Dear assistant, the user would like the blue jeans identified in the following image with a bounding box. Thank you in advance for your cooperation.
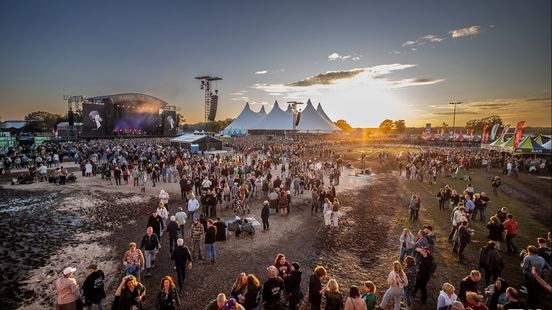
[87,298,105,310]
[205,243,216,262]
[404,288,413,307]
[400,248,413,262]
[380,288,404,310]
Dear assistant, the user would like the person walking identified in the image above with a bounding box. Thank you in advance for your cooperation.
[114,275,146,310]
[378,261,408,310]
[188,194,200,221]
[190,218,205,261]
[140,227,160,277]
[82,264,106,310]
[122,242,145,281]
[174,207,187,238]
[156,275,181,310]
[166,216,180,254]
[56,266,82,310]
[171,238,192,292]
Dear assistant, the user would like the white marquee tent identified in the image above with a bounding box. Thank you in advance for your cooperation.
[224,99,341,135]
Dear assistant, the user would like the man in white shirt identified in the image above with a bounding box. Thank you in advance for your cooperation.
[187,195,200,221]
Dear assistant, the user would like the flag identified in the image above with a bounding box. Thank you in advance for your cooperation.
[497,124,511,142]
[482,123,489,143]
[440,127,445,136]
[490,123,500,141]
[470,128,474,141]
[421,130,427,139]
[513,121,526,148]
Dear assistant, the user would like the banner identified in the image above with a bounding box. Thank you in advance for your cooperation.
[497,124,511,142]
[490,123,500,141]
[82,103,106,137]
[162,110,178,136]
[481,123,489,143]
[513,121,526,148]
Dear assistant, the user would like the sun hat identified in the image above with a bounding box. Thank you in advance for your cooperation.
[63,267,76,275]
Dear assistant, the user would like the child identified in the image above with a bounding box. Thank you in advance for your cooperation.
[361,281,377,310]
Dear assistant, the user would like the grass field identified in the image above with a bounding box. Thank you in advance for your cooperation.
[398,165,550,302]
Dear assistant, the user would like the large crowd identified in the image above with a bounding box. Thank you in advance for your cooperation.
[1,136,551,310]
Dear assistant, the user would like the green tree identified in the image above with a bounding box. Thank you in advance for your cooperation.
[465,115,503,131]
[441,122,449,129]
[335,119,353,131]
[379,119,394,134]
[393,120,406,133]
[25,111,62,130]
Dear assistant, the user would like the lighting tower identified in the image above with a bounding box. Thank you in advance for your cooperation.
[195,75,222,125]
[449,101,462,140]
[286,101,304,131]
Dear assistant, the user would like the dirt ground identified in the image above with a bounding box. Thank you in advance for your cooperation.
[1,146,550,310]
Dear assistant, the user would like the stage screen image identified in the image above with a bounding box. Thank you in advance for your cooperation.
[113,108,160,134]
[82,103,106,136]
[162,111,177,136]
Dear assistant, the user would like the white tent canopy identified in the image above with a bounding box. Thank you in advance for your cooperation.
[296,100,340,132]
[223,99,341,134]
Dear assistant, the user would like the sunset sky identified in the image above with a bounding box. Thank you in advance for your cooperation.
[0,0,550,127]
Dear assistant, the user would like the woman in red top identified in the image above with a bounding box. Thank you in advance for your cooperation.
[273,253,292,279]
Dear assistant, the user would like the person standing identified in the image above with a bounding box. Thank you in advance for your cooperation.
[82,264,106,310]
[60,166,68,185]
[309,266,327,310]
[378,261,408,310]
[503,214,518,254]
[458,270,481,304]
[437,283,457,310]
[286,262,303,310]
[457,220,474,263]
[140,227,160,277]
[324,279,344,310]
[261,200,270,232]
[114,165,122,185]
[486,216,504,250]
[262,266,285,310]
[399,228,415,263]
[56,266,82,310]
[478,241,504,286]
[331,198,340,227]
[344,285,367,310]
[171,238,192,292]
[188,194,200,221]
[205,219,217,264]
[412,247,434,304]
[522,245,551,304]
[190,218,205,261]
[323,198,332,227]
